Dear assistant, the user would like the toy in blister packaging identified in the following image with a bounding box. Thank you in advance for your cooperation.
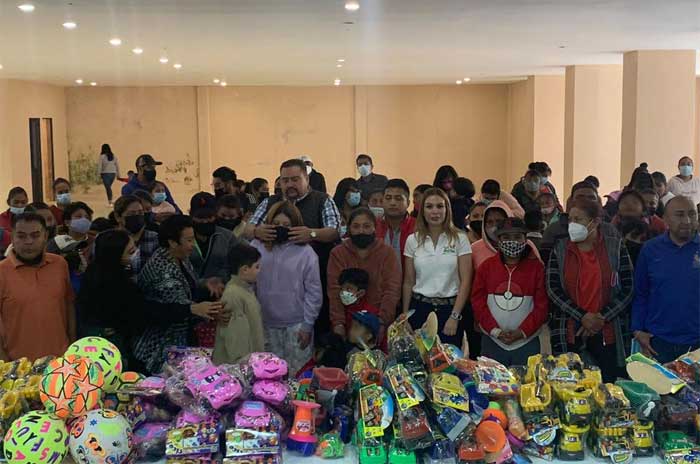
[476,357,519,396]
[632,420,654,457]
[669,356,700,384]
[390,334,425,373]
[347,350,386,391]
[185,363,242,410]
[287,400,320,456]
[252,380,288,406]
[503,399,528,440]
[429,403,471,441]
[519,381,551,413]
[387,310,415,342]
[397,404,433,450]
[554,384,592,426]
[427,437,456,464]
[592,383,634,430]
[133,422,170,461]
[557,423,588,461]
[165,420,220,457]
[248,353,288,380]
[225,428,280,457]
[386,364,425,411]
[465,381,490,416]
[235,401,272,429]
[589,432,634,464]
[316,432,344,459]
[358,384,387,438]
[431,372,469,412]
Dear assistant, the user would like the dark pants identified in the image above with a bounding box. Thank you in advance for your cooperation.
[651,337,700,364]
[101,173,116,201]
[481,334,541,366]
[578,334,627,383]
[408,294,464,347]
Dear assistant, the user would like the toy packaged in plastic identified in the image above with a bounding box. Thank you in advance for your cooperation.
[428,403,471,442]
[427,436,456,464]
[503,399,528,440]
[165,373,211,417]
[234,401,285,433]
[397,404,434,451]
[166,420,220,457]
[133,422,170,461]
[225,428,280,457]
[252,380,289,407]
[476,357,520,396]
[223,456,282,464]
[615,380,659,421]
[176,409,221,428]
[186,363,242,410]
[248,353,288,380]
[457,423,486,464]
[164,346,213,374]
[657,430,700,464]
[316,432,344,459]
[431,372,469,412]
[346,350,386,391]
[358,384,388,439]
[386,364,426,411]
[658,394,698,430]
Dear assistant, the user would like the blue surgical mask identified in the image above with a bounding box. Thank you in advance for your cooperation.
[56,193,71,205]
[9,206,24,215]
[347,191,362,207]
[153,192,167,204]
[680,165,693,177]
[540,176,550,186]
[69,217,92,235]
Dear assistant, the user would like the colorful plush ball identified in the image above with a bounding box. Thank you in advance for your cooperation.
[3,411,69,464]
[68,409,133,464]
[66,337,123,393]
[40,355,104,419]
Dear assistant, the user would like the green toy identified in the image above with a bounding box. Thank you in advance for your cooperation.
[388,442,417,464]
[316,432,344,459]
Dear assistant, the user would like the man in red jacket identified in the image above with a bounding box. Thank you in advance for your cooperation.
[471,218,548,365]
[375,179,416,271]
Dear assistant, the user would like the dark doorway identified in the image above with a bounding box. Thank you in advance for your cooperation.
[28,117,55,202]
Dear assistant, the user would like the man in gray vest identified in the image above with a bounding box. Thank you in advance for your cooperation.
[245,159,341,244]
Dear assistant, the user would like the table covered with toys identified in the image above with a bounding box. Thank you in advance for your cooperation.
[1,311,700,464]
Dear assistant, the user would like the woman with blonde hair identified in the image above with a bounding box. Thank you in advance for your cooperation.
[250,200,322,375]
[402,188,473,345]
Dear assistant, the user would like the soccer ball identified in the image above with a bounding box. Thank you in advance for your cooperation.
[40,355,104,419]
[66,337,123,393]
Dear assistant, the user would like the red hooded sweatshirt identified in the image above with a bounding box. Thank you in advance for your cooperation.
[471,243,549,351]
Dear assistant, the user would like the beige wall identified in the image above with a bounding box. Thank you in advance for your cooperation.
[564,65,623,196]
[0,79,68,202]
[506,79,535,187]
[65,86,200,209]
[622,50,696,182]
[533,75,565,192]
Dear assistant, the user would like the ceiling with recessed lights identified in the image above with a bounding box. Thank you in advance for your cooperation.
[0,0,698,86]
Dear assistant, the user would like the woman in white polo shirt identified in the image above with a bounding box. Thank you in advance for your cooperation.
[403,188,473,345]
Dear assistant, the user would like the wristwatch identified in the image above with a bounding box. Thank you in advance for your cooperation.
[310,230,318,239]
[450,312,463,321]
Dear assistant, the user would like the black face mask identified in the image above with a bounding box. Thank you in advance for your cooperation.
[469,220,483,237]
[143,169,157,182]
[274,226,290,244]
[217,217,242,231]
[124,215,145,234]
[214,188,226,199]
[194,222,216,237]
[350,233,375,249]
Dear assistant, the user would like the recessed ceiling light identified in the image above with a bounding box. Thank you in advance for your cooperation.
[0,64,3,70]
[456,80,463,85]
[334,79,341,86]
[336,64,343,68]
[131,47,144,55]
[337,58,345,63]
[345,1,360,11]
[173,63,182,69]
[75,79,83,84]
[463,77,471,83]
[220,81,227,87]
[159,56,169,64]
[213,78,220,84]
[90,82,97,86]
[109,38,122,46]
[17,4,35,12]
[62,21,77,30]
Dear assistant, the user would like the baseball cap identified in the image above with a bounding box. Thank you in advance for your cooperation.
[300,155,313,164]
[190,192,217,218]
[135,154,163,168]
[351,311,380,340]
[495,218,527,237]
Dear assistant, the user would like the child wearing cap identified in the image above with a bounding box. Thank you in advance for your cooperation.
[471,217,549,365]
[338,268,381,330]
[348,310,381,354]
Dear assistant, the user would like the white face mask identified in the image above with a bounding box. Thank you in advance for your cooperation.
[568,221,591,243]
[340,290,358,306]
[540,176,549,186]
[306,165,313,175]
[358,164,372,177]
[370,206,384,219]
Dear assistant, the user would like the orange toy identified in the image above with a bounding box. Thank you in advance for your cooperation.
[288,400,321,456]
[476,420,507,453]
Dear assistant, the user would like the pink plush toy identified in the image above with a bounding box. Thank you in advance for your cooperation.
[249,352,288,380]
[253,380,289,406]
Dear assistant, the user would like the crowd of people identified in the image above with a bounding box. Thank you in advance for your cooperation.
[0,148,698,382]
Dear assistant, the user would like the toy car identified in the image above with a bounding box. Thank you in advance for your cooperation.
[558,423,588,461]
[632,421,654,457]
